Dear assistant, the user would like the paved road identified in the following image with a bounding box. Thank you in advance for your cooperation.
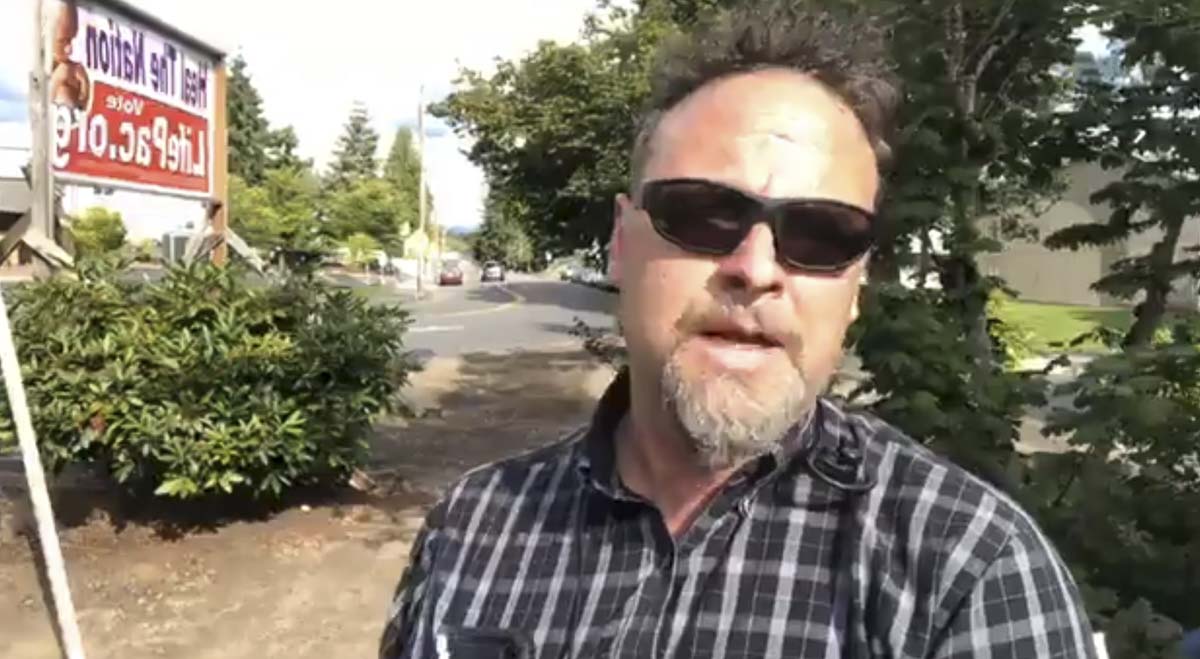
[394,274,617,357]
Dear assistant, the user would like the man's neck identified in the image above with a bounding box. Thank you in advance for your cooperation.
[615,374,739,539]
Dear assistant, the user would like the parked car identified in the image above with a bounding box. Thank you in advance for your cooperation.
[481,261,506,282]
[438,262,463,286]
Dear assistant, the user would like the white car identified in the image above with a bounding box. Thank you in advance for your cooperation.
[481,261,506,282]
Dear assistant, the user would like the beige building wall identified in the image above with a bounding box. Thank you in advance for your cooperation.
[979,162,1200,310]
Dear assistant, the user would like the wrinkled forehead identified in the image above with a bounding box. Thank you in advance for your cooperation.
[641,70,879,209]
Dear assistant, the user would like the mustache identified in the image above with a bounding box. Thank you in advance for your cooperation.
[675,299,801,349]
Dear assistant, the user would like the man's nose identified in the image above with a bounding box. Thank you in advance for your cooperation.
[714,223,785,298]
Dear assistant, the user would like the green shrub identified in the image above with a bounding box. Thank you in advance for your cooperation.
[846,284,1045,492]
[0,258,413,499]
[69,207,127,257]
[1042,320,1200,629]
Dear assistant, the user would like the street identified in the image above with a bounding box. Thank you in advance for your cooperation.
[395,274,617,357]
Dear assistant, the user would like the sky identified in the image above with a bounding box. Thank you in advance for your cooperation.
[0,0,602,230]
[0,3,1111,233]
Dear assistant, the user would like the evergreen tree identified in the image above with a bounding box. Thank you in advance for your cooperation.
[265,126,309,172]
[383,126,439,241]
[226,55,270,185]
[326,103,380,191]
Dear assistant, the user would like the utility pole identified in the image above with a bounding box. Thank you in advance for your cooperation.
[416,85,426,298]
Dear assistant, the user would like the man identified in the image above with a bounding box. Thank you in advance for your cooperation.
[380,4,1097,658]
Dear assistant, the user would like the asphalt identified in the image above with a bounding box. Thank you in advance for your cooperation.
[390,274,617,358]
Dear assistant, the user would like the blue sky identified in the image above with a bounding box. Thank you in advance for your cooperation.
[0,79,27,123]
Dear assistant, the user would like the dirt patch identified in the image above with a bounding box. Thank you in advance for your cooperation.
[0,348,614,659]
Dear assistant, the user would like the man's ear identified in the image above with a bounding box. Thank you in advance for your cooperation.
[609,193,633,285]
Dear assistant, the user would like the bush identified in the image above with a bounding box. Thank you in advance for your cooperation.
[0,257,414,499]
[846,284,1045,492]
[69,207,127,257]
[1041,320,1200,631]
[130,239,159,263]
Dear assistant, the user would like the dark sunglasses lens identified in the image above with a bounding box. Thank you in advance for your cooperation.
[642,181,754,254]
[776,203,873,270]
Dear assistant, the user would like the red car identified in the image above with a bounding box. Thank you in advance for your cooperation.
[438,263,463,286]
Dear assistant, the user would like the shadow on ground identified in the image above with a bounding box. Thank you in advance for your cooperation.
[0,470,431,543]
[370,348,614,494]
[0,347,611,546]
[466,280,616,315]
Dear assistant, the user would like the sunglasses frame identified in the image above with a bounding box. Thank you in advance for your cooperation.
[637,177,877,274]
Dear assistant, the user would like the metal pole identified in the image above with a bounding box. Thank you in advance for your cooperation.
[416,86,426,297]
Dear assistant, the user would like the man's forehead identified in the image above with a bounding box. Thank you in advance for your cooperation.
[661,70,849,132]
[643,72,873,198]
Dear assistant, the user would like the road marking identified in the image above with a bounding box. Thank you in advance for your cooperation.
[409,324,466,334]
[429,284,527,319]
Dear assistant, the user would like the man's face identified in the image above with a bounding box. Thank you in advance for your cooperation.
[610,69,878,468]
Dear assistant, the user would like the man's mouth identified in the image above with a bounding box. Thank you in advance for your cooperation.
[698,326,782,349]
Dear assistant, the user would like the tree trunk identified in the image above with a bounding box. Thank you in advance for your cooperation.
[938,253,992,362]
[1124,216,1185,349]
[1125,293,1168,349]
[868,240,900,284]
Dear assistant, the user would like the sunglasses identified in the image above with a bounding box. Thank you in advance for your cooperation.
[637,178,876,273]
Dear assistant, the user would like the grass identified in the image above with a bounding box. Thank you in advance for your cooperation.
[350,284,393,301]
[996,300,1133,354]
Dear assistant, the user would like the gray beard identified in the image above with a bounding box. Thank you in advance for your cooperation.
[660,351,812,470]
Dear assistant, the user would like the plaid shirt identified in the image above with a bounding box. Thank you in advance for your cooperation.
[380,370,1097,658]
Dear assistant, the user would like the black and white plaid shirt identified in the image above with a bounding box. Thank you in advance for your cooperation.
[380,370,1097,658]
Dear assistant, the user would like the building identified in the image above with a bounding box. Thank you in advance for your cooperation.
[979,161,1200,309]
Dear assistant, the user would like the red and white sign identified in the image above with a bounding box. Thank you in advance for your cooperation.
[44,1,215,198]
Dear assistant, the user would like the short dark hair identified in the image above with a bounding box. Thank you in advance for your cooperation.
[630,2,901,195]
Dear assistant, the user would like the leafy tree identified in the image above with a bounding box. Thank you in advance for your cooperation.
[324,178,405,248]
[230,168,322,251]
[473,190,536,270]
[326,102,380,191]
[229,174,273,246]
[345,232,381,270]
[433,4,664,259]
[227,55,271,185]
[1047,1,1200,348]
[69,207,126,257]
[871,0,1088,359]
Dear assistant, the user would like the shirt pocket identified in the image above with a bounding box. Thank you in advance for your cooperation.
[435,625,533,659]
